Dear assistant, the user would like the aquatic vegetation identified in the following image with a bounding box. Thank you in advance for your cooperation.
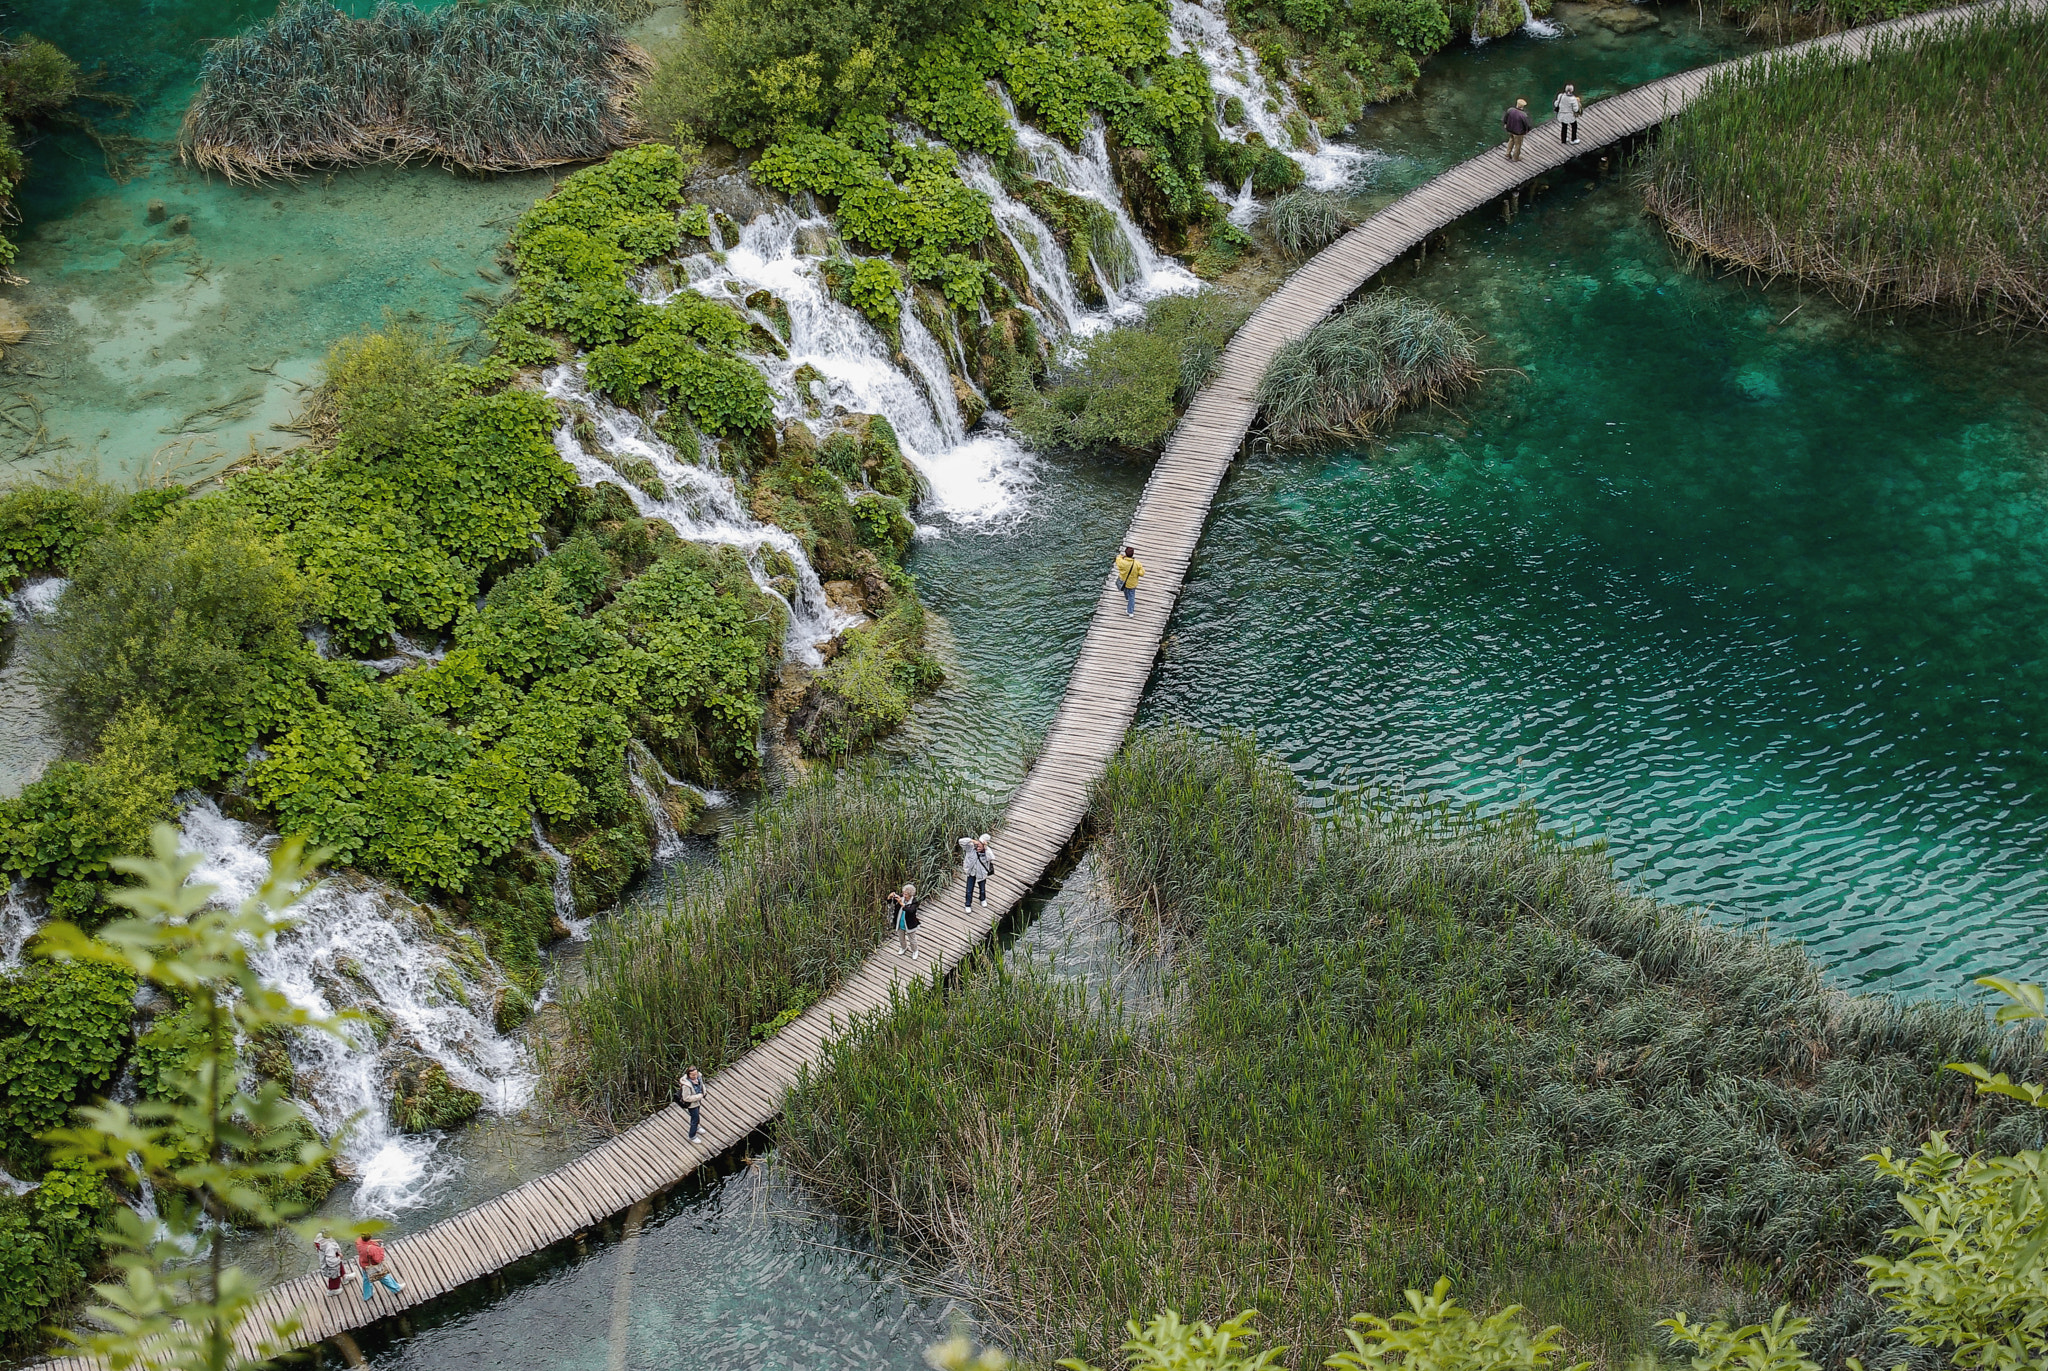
[1641,4,2048,326]
[783,727,2048,1368]
[180,0,651,181]
[1263,187,1356,259]
[1226,0,1465,136]
[552,767,996,1128]
[0,35,128,274]
[1014,291,1249,454]
[1253,292,1477,444]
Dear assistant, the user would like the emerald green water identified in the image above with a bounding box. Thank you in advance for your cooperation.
[3,0,549,481]
[1139,174,2048,998]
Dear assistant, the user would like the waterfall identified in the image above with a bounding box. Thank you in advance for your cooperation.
[1519,0,1563,37]
[958,157,1103,337]
[1166,0,1381,193]
[529,813,586,939]
[543,366,854,667]
[178,799,531,1216]
[0,881,37,968]
[627,749,687,866]
[654,207,1039,525]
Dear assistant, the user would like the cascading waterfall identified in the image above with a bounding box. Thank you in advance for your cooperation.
[179,800,531,1216]
[529,814,586,939]
[0,881,38,968]
[1518,0,1563,37]
[627,749,688,866]
[958,157,1102,337]
[1167,0,1380,195]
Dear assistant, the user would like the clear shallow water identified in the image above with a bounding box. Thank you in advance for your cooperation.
[5,0,549,481]
[1144,173,2048,998]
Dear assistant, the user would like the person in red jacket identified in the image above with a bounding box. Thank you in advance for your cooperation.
[355,1234,405,1300]
[1503,99,1532,161]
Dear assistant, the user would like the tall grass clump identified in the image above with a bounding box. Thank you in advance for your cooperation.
[181,0,651,181]
[784,725,2047,1369]
[1640,4,2048,326]
[554,766,994,1128]
[1264,188,1357,260]
[1254,292,1478,445]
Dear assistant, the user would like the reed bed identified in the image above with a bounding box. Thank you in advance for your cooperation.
[1640,4,2048,326]
[1263,188,1357,260]
[181,0,651,181]
[783,726,2045,1369]
[1254,292,1478,445]
[552,766,994,1129]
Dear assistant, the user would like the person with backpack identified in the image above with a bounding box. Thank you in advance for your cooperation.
[676,1066,705,1141]
[958,833,994,910]
[355,1233,404,1300]
[1502,98,1532,160]
[1114,546,1144,616]
[315,1230,347,1295]
[1553,83,1581,144]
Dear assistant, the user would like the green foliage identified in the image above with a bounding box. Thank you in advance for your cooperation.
[1640,7,2048,325]
[0,706,186,924]
[1255,292,1478,445]
[784,727,2048,1368]
[1328,1282,1588,1371]
[1060,1311,1284,1371]
[183,1,648,179]
[0,958,135,1174]
[553,766,995,1126]
[0,482,180,587]
[849,257,904,326]
[1015,291,1247,454]
[41,826,349,1371]
[1223,0,1443,136]
[386,1059,484,1134]
[1660,1307,1826,1371]
[0,35,90,269]
[31,504,311,780]
[0,1157,111,1353]
[795,599,942,757]
[510,144,692,347]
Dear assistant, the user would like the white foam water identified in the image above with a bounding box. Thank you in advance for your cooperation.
[1519,0,1564,37]
[0,882,37,968]
[628,752,688,866]
[529,814,588,940]
[178,799,532,1217]
[1167,0,1382,192]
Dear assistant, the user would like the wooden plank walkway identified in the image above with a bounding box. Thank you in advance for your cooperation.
[38,3,2031,1362]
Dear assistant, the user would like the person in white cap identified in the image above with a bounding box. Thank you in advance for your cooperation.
[958,833,994,909]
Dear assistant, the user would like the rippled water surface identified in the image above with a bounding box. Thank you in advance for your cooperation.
[1143,175,2048,997]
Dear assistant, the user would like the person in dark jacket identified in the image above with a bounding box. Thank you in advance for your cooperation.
[1503,99,1531,160]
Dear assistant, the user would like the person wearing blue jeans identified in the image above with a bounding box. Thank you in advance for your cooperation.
[1114,546,1144,616]
[677,1067,705,1141]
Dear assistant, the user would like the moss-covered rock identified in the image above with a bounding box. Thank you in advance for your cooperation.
[793,598,944,757]
[565,820,648,913]
[386,1056,484,1134]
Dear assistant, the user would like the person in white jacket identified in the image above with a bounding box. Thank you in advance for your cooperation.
[1553,83,1580,145]
[958,833,993,909]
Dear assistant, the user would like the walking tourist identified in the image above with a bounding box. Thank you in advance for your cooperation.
[1554,83,1581,143]
[1114,545,1144,616]
[959,832,993,909]
[897,882,921,957]
[315,1230,347,1295]
[1503,98,1531,160]
[677,1066,706,1141]
[355,1234,404,1300]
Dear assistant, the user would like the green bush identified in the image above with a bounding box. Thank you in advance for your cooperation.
[1263,187,1355,258]
[0,1156,110,1353]
[849,257,904,326]
[1014,291,1248,454]
[31,503,312,779]
[796,598,943,756]
[0,958,134,1173]
[0,483,182,587]
[1255,291,1478,444]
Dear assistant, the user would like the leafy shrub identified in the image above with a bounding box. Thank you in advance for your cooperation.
[0,957,134,1173]
[1014,291,1248,454]
[1254,291,1478,444]
[0,483,181,587]
[849,257,904,326]
[0,1156,109,1353]
[31,503,312,778]
[795,599,942,756]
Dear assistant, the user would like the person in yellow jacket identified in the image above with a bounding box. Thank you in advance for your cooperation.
[1114,545,1144,616]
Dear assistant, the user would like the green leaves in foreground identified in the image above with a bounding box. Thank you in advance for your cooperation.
[38,825,355,1371]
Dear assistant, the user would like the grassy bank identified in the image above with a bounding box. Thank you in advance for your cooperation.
[181,0,648,180]
[1640,4,2048,326]
[552,767,996,1128]
[783,727,2044,1368]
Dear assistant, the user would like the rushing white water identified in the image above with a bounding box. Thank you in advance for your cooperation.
[1519,0,1564,37]
[628,756,688,866]
[674,208,1040,525]
[528,814,588,940]
[0,881,37,968]
[178,800,531,1216]
[1167,0,1380,192]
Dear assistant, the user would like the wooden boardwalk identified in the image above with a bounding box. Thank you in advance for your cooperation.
[39,3,2029,1363]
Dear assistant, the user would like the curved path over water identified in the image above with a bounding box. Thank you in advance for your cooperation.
[42,3,2028,1362]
